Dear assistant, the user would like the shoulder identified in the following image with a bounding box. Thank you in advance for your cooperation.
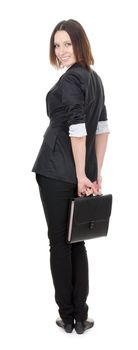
[92,70,105,88]
[61,63,91,89]
[63,64,104,86]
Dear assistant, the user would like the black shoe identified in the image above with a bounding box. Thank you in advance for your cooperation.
[74,321,84,334]
[75,319,94,334]
[56,318,74,333]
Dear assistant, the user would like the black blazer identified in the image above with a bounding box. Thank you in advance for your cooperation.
[32,63,107,184]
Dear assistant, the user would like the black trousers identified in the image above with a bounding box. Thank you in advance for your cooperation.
[36,174,89,324]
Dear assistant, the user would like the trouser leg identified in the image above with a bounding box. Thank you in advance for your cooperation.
[71,242,89,321]
[35,174,89,323]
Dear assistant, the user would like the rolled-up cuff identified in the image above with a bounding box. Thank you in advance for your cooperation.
[69,123,87,137]
[96,121,110,135]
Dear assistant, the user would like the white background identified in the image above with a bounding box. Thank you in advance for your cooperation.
[0,0,138,349]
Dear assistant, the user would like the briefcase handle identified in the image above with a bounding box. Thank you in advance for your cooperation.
[79,193,103,198]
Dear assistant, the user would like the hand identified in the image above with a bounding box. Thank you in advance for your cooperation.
[77,176,98,197]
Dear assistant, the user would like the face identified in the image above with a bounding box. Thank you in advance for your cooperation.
[54,30,76,68]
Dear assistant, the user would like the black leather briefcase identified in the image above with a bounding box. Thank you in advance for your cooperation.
[67,194,113,243]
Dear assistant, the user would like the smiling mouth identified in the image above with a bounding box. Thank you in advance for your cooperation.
[61,57,70,60]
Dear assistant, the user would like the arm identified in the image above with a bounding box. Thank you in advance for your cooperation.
[62,72,97,196]
[70,136,97,196]
[95,132,109,192]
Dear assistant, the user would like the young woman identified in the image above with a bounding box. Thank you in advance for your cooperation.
[32,19,109,334]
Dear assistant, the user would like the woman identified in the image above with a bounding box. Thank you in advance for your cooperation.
[32,19,110,334]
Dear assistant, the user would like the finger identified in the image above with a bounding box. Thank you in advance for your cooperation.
[85,188,93,196]
[78,190,85,197]
[91,185,98,193]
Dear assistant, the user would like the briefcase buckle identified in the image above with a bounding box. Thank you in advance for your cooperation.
[89,221,95,230]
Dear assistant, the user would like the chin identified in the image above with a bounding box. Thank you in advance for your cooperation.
[65,61,76,68]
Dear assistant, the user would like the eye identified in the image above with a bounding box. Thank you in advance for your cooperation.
[65,42,71,47]
[54,44,59,48]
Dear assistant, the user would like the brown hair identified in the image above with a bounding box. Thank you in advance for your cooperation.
[49,19,94,70]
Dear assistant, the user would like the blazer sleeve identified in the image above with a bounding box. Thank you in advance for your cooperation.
[61,72,86,127]
[99,104,107,121]
[96,105,110,134]
[96,77,109,134]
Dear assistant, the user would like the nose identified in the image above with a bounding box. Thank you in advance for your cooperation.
[58,45,66,56]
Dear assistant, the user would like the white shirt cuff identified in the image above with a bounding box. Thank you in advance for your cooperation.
[69,123,87,137]
[96,121,110,135]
